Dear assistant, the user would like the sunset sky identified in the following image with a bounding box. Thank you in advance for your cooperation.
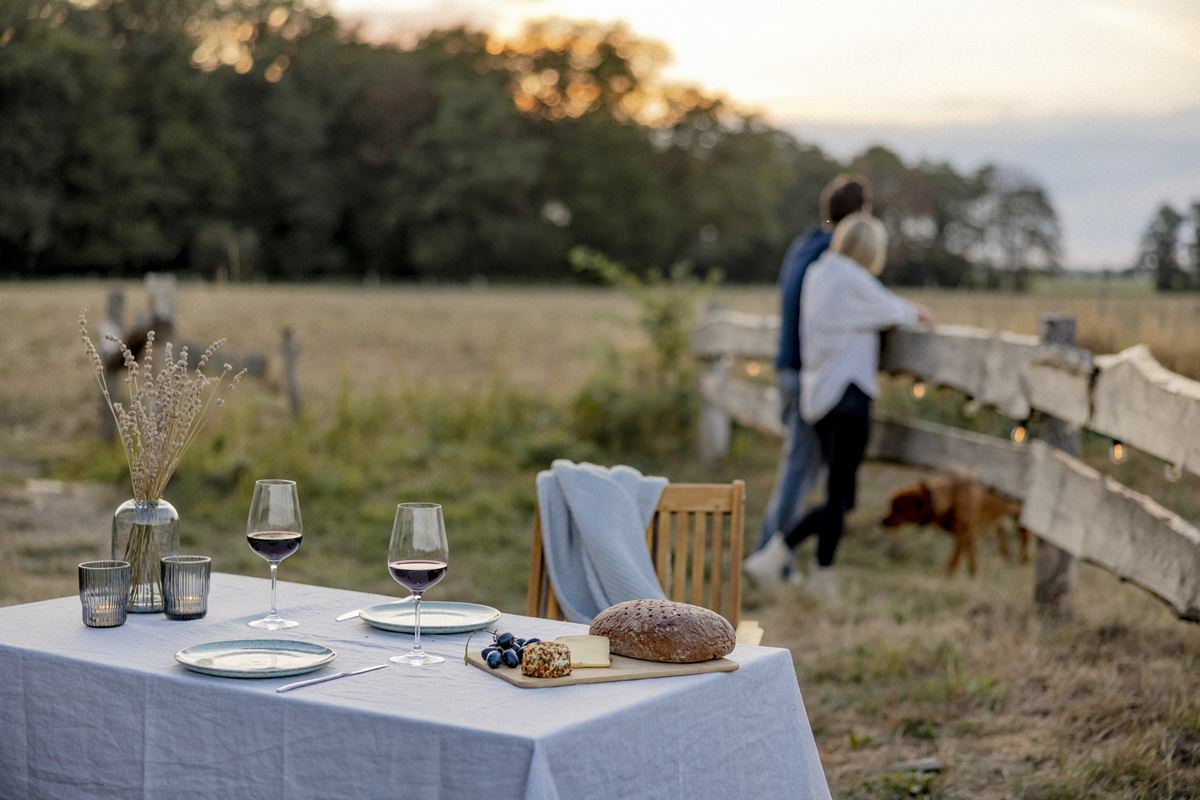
[335,0,1200,269]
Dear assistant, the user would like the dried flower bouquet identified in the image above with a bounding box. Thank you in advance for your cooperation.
[80,314,245,604]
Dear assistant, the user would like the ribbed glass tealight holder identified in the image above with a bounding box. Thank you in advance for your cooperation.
[161,556,211,620]
[79,560,131,628]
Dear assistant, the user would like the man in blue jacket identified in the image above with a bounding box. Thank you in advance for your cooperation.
[745,175,871,585]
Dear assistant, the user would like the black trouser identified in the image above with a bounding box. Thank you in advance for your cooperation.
[783,384,871,567]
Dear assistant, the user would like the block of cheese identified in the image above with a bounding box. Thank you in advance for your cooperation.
[554,635,611,668]
[520,641,572,678]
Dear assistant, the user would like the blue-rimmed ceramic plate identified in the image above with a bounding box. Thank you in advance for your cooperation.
[358,601,501,634]
[175,639,336,678]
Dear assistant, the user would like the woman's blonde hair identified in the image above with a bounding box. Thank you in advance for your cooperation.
[830,212,888,275]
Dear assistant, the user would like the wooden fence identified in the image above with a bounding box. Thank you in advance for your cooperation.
[97,275,294,433]
[692,309,1200,621]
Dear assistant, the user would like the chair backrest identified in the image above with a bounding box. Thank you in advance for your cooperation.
[526,481,746,626]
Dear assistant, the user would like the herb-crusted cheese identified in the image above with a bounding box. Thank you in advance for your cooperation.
[520,641,572,678]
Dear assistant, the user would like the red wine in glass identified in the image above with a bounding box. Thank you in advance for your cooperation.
[247,531,303,562]
[388,503,448,666]
[246,479,302,630]
[388,559,447,593]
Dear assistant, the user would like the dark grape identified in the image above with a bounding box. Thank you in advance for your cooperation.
[496,632,515,650]
[486,650,503,669]
[515,638,526,647]
[482,646,498,658]
[523,638,540,646]
[502,649,520,668]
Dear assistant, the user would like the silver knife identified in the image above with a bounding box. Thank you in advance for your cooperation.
[275,663,388,693]
[336,596,412,622]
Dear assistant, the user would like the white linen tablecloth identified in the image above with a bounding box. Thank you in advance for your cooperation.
[0,573,829,800]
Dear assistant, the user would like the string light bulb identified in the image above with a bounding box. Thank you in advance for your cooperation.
[963,398,980,418]
[745,361,761,378]
[1010,420,1029,445]
[1165,463,1182,483]
[1108,440,1127,465]
[912,380,926,400]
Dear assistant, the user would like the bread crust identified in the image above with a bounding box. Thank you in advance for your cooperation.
[589,599,736,663]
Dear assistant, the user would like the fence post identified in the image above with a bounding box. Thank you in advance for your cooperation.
[282,327,301,416]
[698,359,731,461]
[144,273,177,343]
[1034,314,1079,614]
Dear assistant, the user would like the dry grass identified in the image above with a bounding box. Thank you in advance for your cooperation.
[0,281,643,455]
[723,285,1200,378]
[749,460,1200,799]
[2,280,1199,798]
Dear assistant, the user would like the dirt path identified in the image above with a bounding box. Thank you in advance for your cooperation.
[0,479,118,605]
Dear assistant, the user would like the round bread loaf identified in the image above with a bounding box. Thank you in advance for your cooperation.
[589,599,736,663]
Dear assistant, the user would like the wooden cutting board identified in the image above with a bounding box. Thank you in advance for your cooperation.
[465,650,738,689]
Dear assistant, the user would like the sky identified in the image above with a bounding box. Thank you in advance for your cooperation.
[334,0,1200,269]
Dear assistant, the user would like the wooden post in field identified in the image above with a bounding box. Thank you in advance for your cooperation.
[282,327,301,416]
[1034,315,1079,614]
[698,358,732,461]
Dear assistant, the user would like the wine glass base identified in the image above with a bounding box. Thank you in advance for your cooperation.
[249,615,298,630]
[390,650,444,666]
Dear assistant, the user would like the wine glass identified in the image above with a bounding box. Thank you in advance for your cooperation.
[387,503,448,666]
[246,479,302,630]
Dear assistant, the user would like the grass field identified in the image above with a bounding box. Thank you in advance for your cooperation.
[2,280,1199,798]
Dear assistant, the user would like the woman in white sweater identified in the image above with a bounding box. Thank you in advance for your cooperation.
[745,213,930,595]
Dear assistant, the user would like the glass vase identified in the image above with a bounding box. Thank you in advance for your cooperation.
[111,498,180,613]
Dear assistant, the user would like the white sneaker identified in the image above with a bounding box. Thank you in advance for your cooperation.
[809,566,841,601]
[743,533,792,586]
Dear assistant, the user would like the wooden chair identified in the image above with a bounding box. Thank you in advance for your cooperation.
[527,481,748,628]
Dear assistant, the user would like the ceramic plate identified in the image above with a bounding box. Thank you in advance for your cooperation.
[358,600,501,634]
[176,639,336,679]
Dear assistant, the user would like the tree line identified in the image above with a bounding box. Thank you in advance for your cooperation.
[1137,203,1200,291]
[2,0,1064,286]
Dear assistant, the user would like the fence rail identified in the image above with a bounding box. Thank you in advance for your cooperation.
[692,309,1200,621]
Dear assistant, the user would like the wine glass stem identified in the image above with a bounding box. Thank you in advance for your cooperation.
[269,563,278,617]
[413,593,423,653]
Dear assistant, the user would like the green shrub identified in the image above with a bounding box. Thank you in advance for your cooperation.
[567,246,718,456]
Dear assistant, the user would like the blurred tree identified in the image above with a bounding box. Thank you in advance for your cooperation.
[503,20,678,275]
[227,17,346,278]
[0,2,73,272]
[771,139,842,247]
[0,1,169,274]
[658,98,797,280]
[499,19,668,124]
[964,167,1061,291]
[537,114,675,272]
[0,5,1066,286]
[328,45,434,279]
[1138,203,1187,292]
[1189,201,1200,285]
[850,147,935,281]
[94,0,240,271]
[914,161,987,287]
[389,29,550,280]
